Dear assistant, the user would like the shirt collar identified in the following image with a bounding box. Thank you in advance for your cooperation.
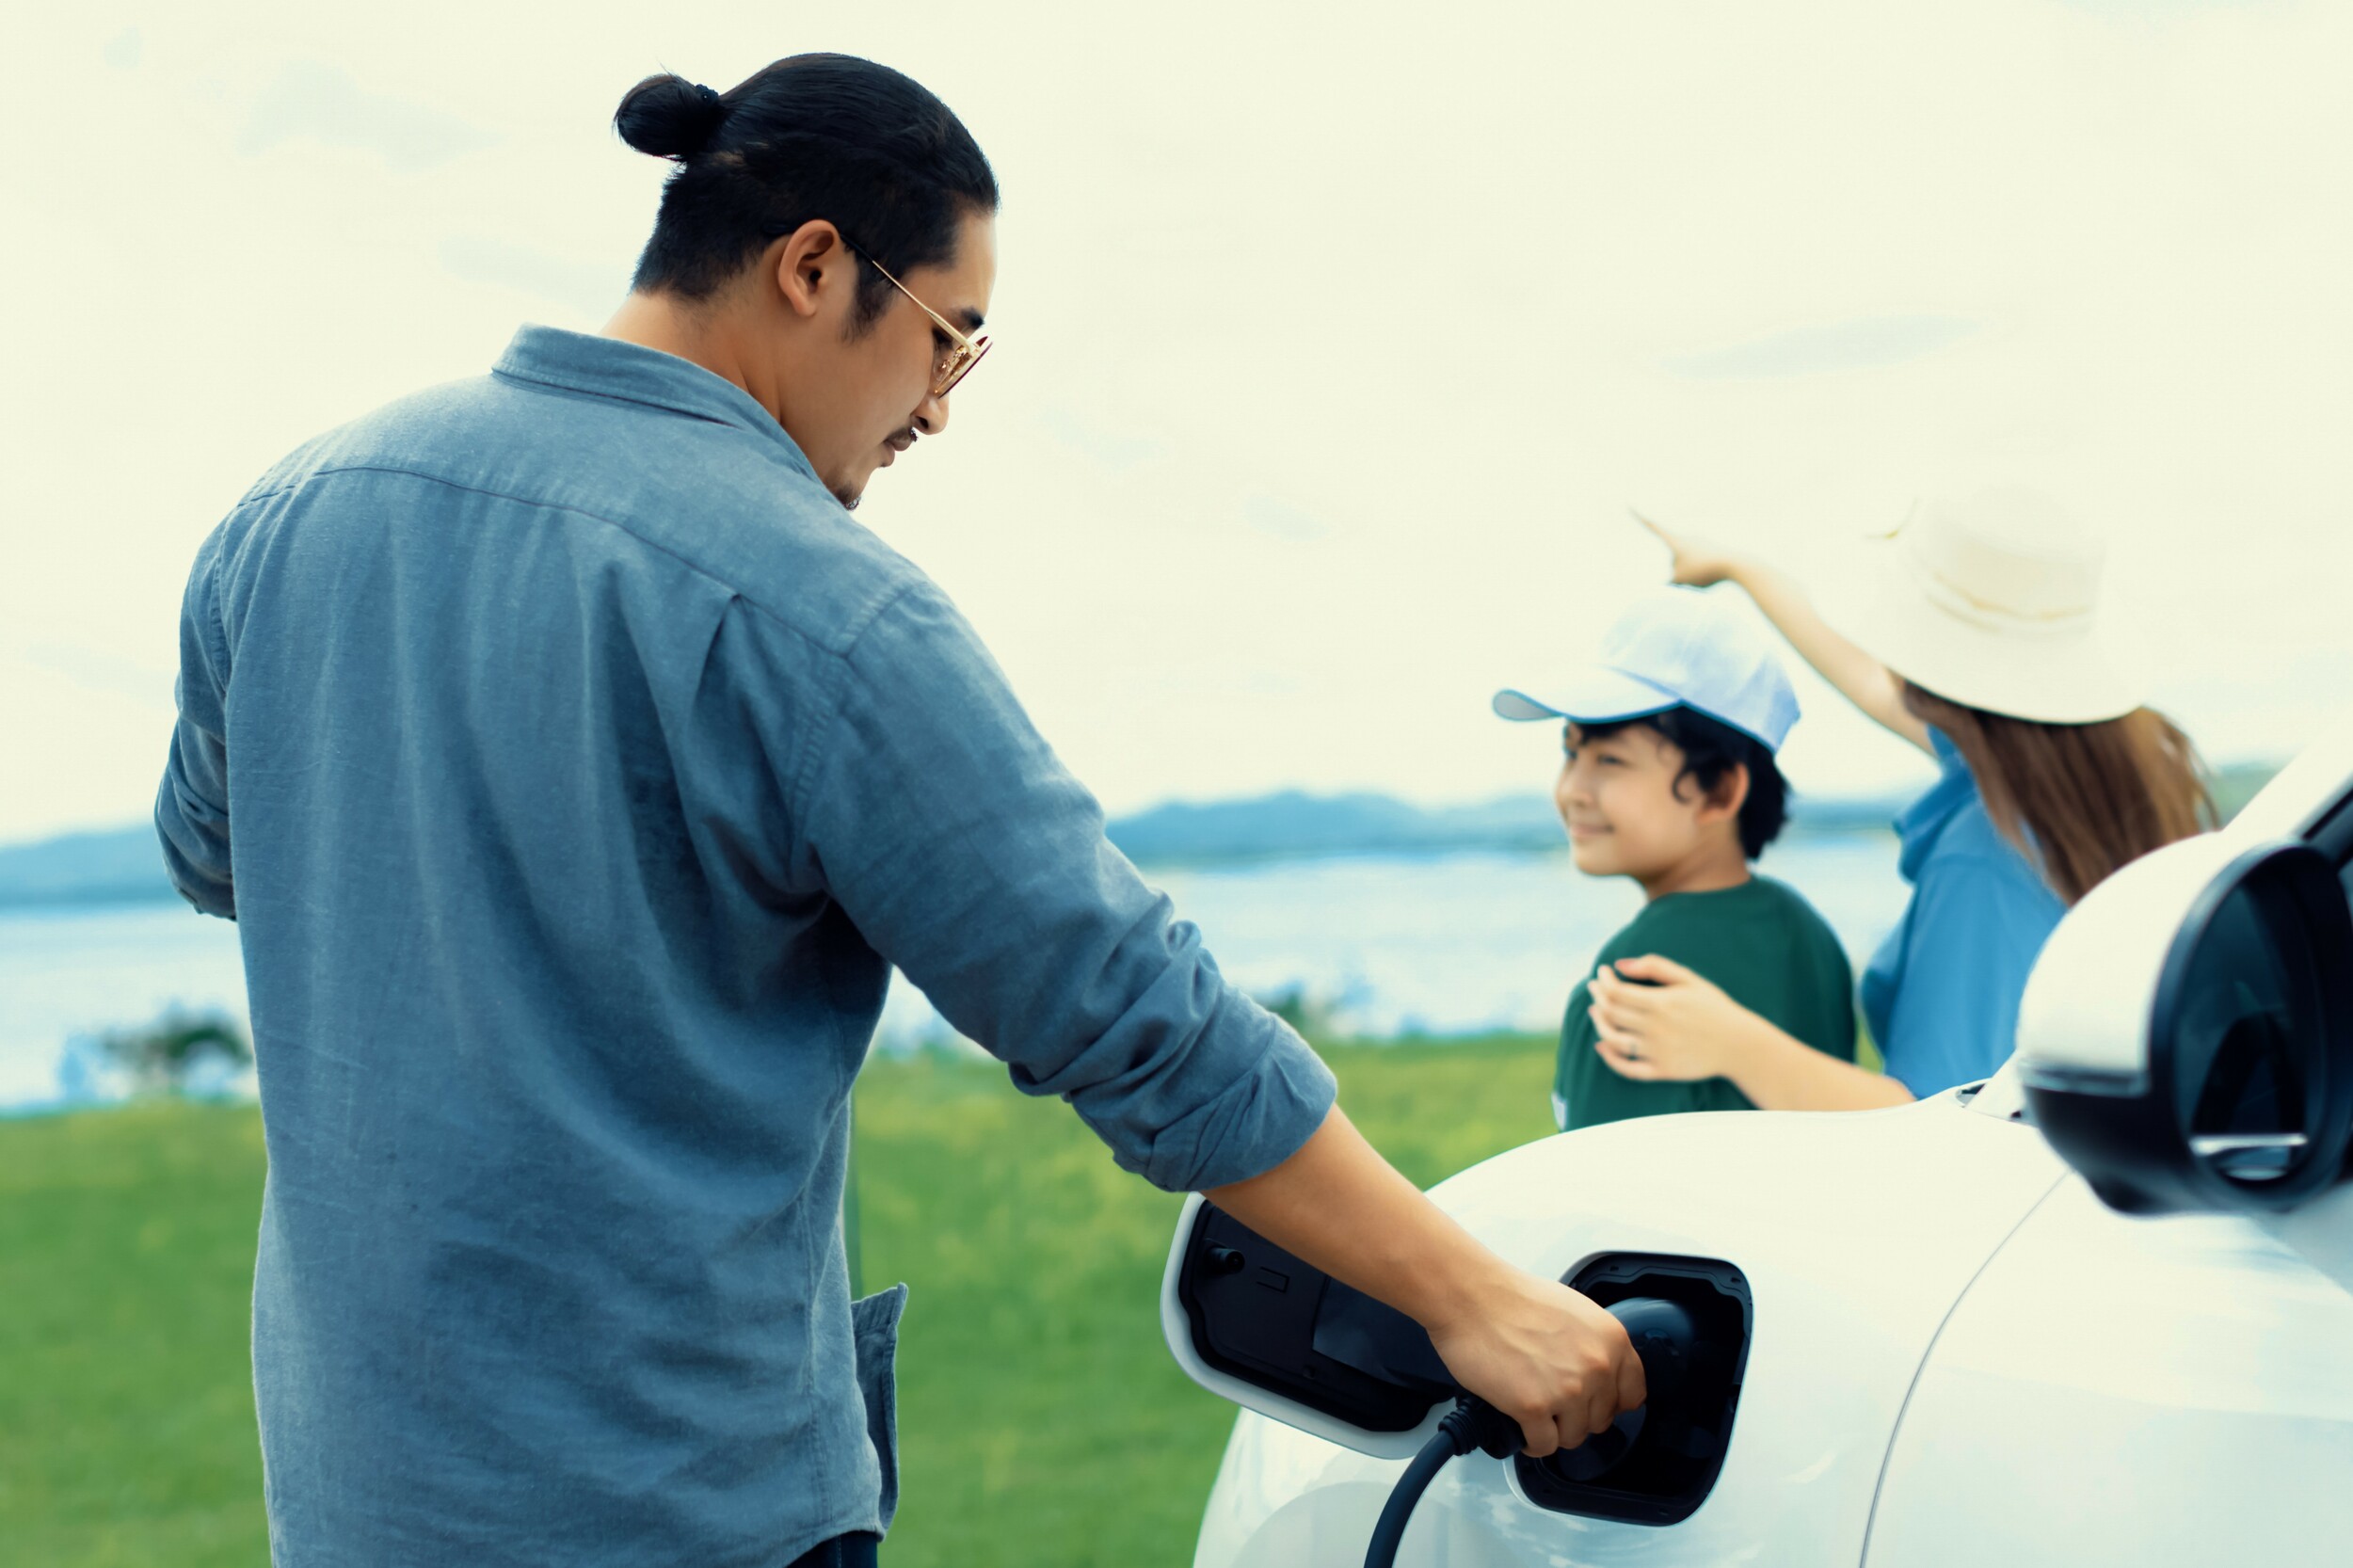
[1892,726,1980,879]
[490,325,819,481]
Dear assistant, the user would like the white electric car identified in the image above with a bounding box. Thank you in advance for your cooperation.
[1162,728,2353,1566]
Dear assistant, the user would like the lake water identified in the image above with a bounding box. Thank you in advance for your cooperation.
[0,832,1907,1112]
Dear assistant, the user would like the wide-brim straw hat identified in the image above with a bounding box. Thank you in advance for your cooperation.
[1817,486,2146,725]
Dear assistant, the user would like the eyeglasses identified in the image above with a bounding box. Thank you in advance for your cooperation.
[764,224,991,398]
[855,247,991,399]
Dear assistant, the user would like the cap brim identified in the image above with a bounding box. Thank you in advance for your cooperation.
[1492,668,1683,725]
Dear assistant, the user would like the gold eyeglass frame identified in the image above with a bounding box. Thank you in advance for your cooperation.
[760,222,993,397]
[849,244,990,398]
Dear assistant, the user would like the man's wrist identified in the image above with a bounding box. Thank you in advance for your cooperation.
[1404,1242,1513,1337]
[1363,1208,1514,1337]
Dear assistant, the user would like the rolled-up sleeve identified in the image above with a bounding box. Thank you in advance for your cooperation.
[155,527,236,920]
[789,582,1336,1192]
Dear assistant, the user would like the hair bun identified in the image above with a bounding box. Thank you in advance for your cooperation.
[615,73,730,160]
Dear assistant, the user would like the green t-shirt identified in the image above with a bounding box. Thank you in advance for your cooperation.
[1555,875,1857,1131]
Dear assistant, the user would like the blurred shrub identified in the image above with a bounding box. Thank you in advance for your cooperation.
[89,1006,253,1097]
[1253,983,1337,1036]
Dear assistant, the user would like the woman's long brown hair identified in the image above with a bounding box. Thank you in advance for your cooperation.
[1901,681,2214,906]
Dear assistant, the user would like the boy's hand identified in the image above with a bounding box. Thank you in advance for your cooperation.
[1632,509,1744,589]
[1588,954,1756,1081]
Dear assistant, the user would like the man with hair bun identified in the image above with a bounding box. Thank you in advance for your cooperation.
[156,53,1640,1567]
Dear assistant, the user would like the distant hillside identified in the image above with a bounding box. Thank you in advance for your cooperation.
[0,759,2287,907]
[1105,791,1561,867]
[1105,786,1913,868]
[0,824,177,911]
[1106,762,2283,868]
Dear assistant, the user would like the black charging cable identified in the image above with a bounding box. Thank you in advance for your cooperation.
[1360,1297,1690,1566]
[1362,1395,1520,1568]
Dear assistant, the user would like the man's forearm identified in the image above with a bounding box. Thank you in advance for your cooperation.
[1207,1101,1648,1457]
[1201,1105,1502,1336]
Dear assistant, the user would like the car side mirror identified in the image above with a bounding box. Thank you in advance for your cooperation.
[2018,833,2353,1216]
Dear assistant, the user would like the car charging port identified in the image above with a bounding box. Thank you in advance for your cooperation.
[1175,1207,1754,1531]
[1512,1253,1753,1525]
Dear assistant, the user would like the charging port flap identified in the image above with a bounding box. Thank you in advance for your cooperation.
[1172,1200,1458,1434]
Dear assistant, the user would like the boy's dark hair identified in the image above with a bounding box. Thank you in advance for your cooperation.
[1575,707,1790,859]
[614,55,998,327]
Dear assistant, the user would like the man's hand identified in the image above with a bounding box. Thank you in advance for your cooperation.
[1421,1265,1646,1457]
[1588,954,1752,1083]
[1631,509,1747,590]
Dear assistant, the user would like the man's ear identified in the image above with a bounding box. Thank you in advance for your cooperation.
[1696,762,1752,826]
[770,219,849,321]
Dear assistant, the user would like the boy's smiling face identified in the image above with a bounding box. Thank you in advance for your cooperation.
[1554,720,1744,885]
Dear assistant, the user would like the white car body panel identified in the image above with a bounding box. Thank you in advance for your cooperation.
[1193,1094,2353,1566]
[1193,1083,2066,1566]
[1866,1174,2353,1563]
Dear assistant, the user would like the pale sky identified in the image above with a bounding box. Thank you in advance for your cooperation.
[4,0,2350,845]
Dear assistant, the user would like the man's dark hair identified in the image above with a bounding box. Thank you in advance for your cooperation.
[1574,707,1790,859]
[614,55,998,326]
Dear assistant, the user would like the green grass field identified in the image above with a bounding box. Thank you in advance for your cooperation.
[0,1033,1560,1568]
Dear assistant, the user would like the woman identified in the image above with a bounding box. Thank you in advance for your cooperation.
[1587,487,2211,1108]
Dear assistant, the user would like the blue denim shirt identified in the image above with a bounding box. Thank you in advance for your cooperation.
[1860,729,2066,1096]
[155,326,1336,1567]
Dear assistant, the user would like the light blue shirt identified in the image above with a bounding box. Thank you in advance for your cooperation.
[1860,729,2067,1096]
[155,326,1336,1567]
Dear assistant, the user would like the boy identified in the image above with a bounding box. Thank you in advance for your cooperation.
[1494,592,1856,1131]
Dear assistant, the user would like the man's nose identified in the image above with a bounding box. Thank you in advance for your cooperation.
[913,390,950,437]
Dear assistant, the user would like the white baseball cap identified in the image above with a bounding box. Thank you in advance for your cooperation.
[1815,486,2145,724]
[1492,589,1801,752]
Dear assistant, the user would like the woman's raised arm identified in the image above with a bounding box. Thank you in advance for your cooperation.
[1632,511,1934,756]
